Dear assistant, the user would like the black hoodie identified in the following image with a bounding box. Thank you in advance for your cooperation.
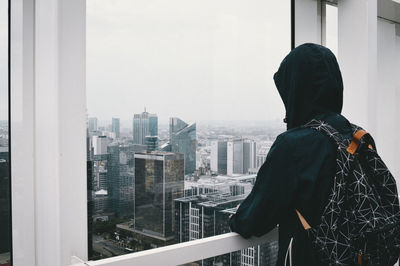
[229,43,354,265]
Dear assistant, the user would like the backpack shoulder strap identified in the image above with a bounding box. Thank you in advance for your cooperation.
[303,119,348,149]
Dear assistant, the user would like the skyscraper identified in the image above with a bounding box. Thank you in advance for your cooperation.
[132,110,158,145]
[227,139,244,176]
[169,117,196,174]
[133,152,184,247]
[111,118,120,139]
[243,139,257,174]
[210,140,228,175]
[88,117,98,132]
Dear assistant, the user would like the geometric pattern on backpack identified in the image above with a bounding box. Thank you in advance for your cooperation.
[303,119,400,266]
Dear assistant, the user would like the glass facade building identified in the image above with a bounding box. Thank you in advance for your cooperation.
[169,118,196,174]
[133,111,158,145]
[133,152,184,247]
[111,118,120,139]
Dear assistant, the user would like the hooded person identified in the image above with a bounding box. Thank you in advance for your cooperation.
[228,43,354,265]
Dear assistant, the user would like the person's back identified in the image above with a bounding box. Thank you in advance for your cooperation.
[228,43,400,265]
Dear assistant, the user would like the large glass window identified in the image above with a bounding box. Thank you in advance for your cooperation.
[0,0,10,265]
[87,1,290,264]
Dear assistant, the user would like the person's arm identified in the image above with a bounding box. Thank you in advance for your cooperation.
[229,135,296,238]
[229,132,334,238]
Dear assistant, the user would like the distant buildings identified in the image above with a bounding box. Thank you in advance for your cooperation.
[211,138,257,176]
[92,135,110,155]
[129,152,184,248]
[168,117,197,174]
[256,146,271,169]
[88,117,98,132]
[112,118,120,139]
[174,177,278,266]
[133,110,158,145]
[210,140,228,175]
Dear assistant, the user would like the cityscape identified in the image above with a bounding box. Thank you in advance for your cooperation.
[86,110,285,266]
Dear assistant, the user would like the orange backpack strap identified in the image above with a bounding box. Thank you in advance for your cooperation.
[296,209,311,230]
[346,129,371,154]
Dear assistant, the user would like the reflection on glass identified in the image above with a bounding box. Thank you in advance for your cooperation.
[87,0,289,264]
[0,0,10,265]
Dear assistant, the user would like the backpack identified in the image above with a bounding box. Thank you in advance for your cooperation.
[295,119,400,265]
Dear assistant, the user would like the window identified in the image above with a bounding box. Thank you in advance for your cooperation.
[86,1,290,263]
[0,0,10,265]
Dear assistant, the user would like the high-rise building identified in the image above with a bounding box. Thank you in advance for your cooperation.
[133,110,158,145]
[243,139,257,174]
[107,143,121,216]
[92,136,110,155]
[145,136,158,151]
[111,118,120,139]
[88,117,98,132]
[169,117,196,174]
[132,152,184,247]
[227,139,244,176]
[210,140,228,175]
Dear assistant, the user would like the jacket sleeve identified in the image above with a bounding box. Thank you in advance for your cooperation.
[229,132,333,238]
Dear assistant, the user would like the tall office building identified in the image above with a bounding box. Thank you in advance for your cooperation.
[133,152,184,247]
[227,139,244,176]
[111,118,120,139]
[243,139,257,174]
[92,136,110,155]
[210,140,228,175]
[107,143,121,216]
[169,117,196,174]
[133,110,158,145]
[88,117,98,132]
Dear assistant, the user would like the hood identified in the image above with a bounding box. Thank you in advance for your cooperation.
[273,43,343,130]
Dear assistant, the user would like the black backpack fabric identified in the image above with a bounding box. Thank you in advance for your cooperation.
[302,119,400,265]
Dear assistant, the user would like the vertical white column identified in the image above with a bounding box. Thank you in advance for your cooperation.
[11,0,36,265]
[58,0,87,264]
[337,0,377,132]
[295,0,322,46]
[34,0,87,265]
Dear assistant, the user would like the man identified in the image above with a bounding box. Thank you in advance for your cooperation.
[229,43,351,265]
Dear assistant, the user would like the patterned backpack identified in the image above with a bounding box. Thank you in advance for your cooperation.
[295,119,400,265]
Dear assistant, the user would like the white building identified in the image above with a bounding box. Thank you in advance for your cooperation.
[92,136,110,155]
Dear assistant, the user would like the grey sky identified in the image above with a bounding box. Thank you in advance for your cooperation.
[87,0,291,123]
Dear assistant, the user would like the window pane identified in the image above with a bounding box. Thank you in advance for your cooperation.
[87,0,289,262]
[0,0,10,265]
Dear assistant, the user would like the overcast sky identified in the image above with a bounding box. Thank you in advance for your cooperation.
[0,1,337,122]
[87,0,291,123]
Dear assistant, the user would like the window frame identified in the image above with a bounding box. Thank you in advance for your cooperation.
[8,0,335,265]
